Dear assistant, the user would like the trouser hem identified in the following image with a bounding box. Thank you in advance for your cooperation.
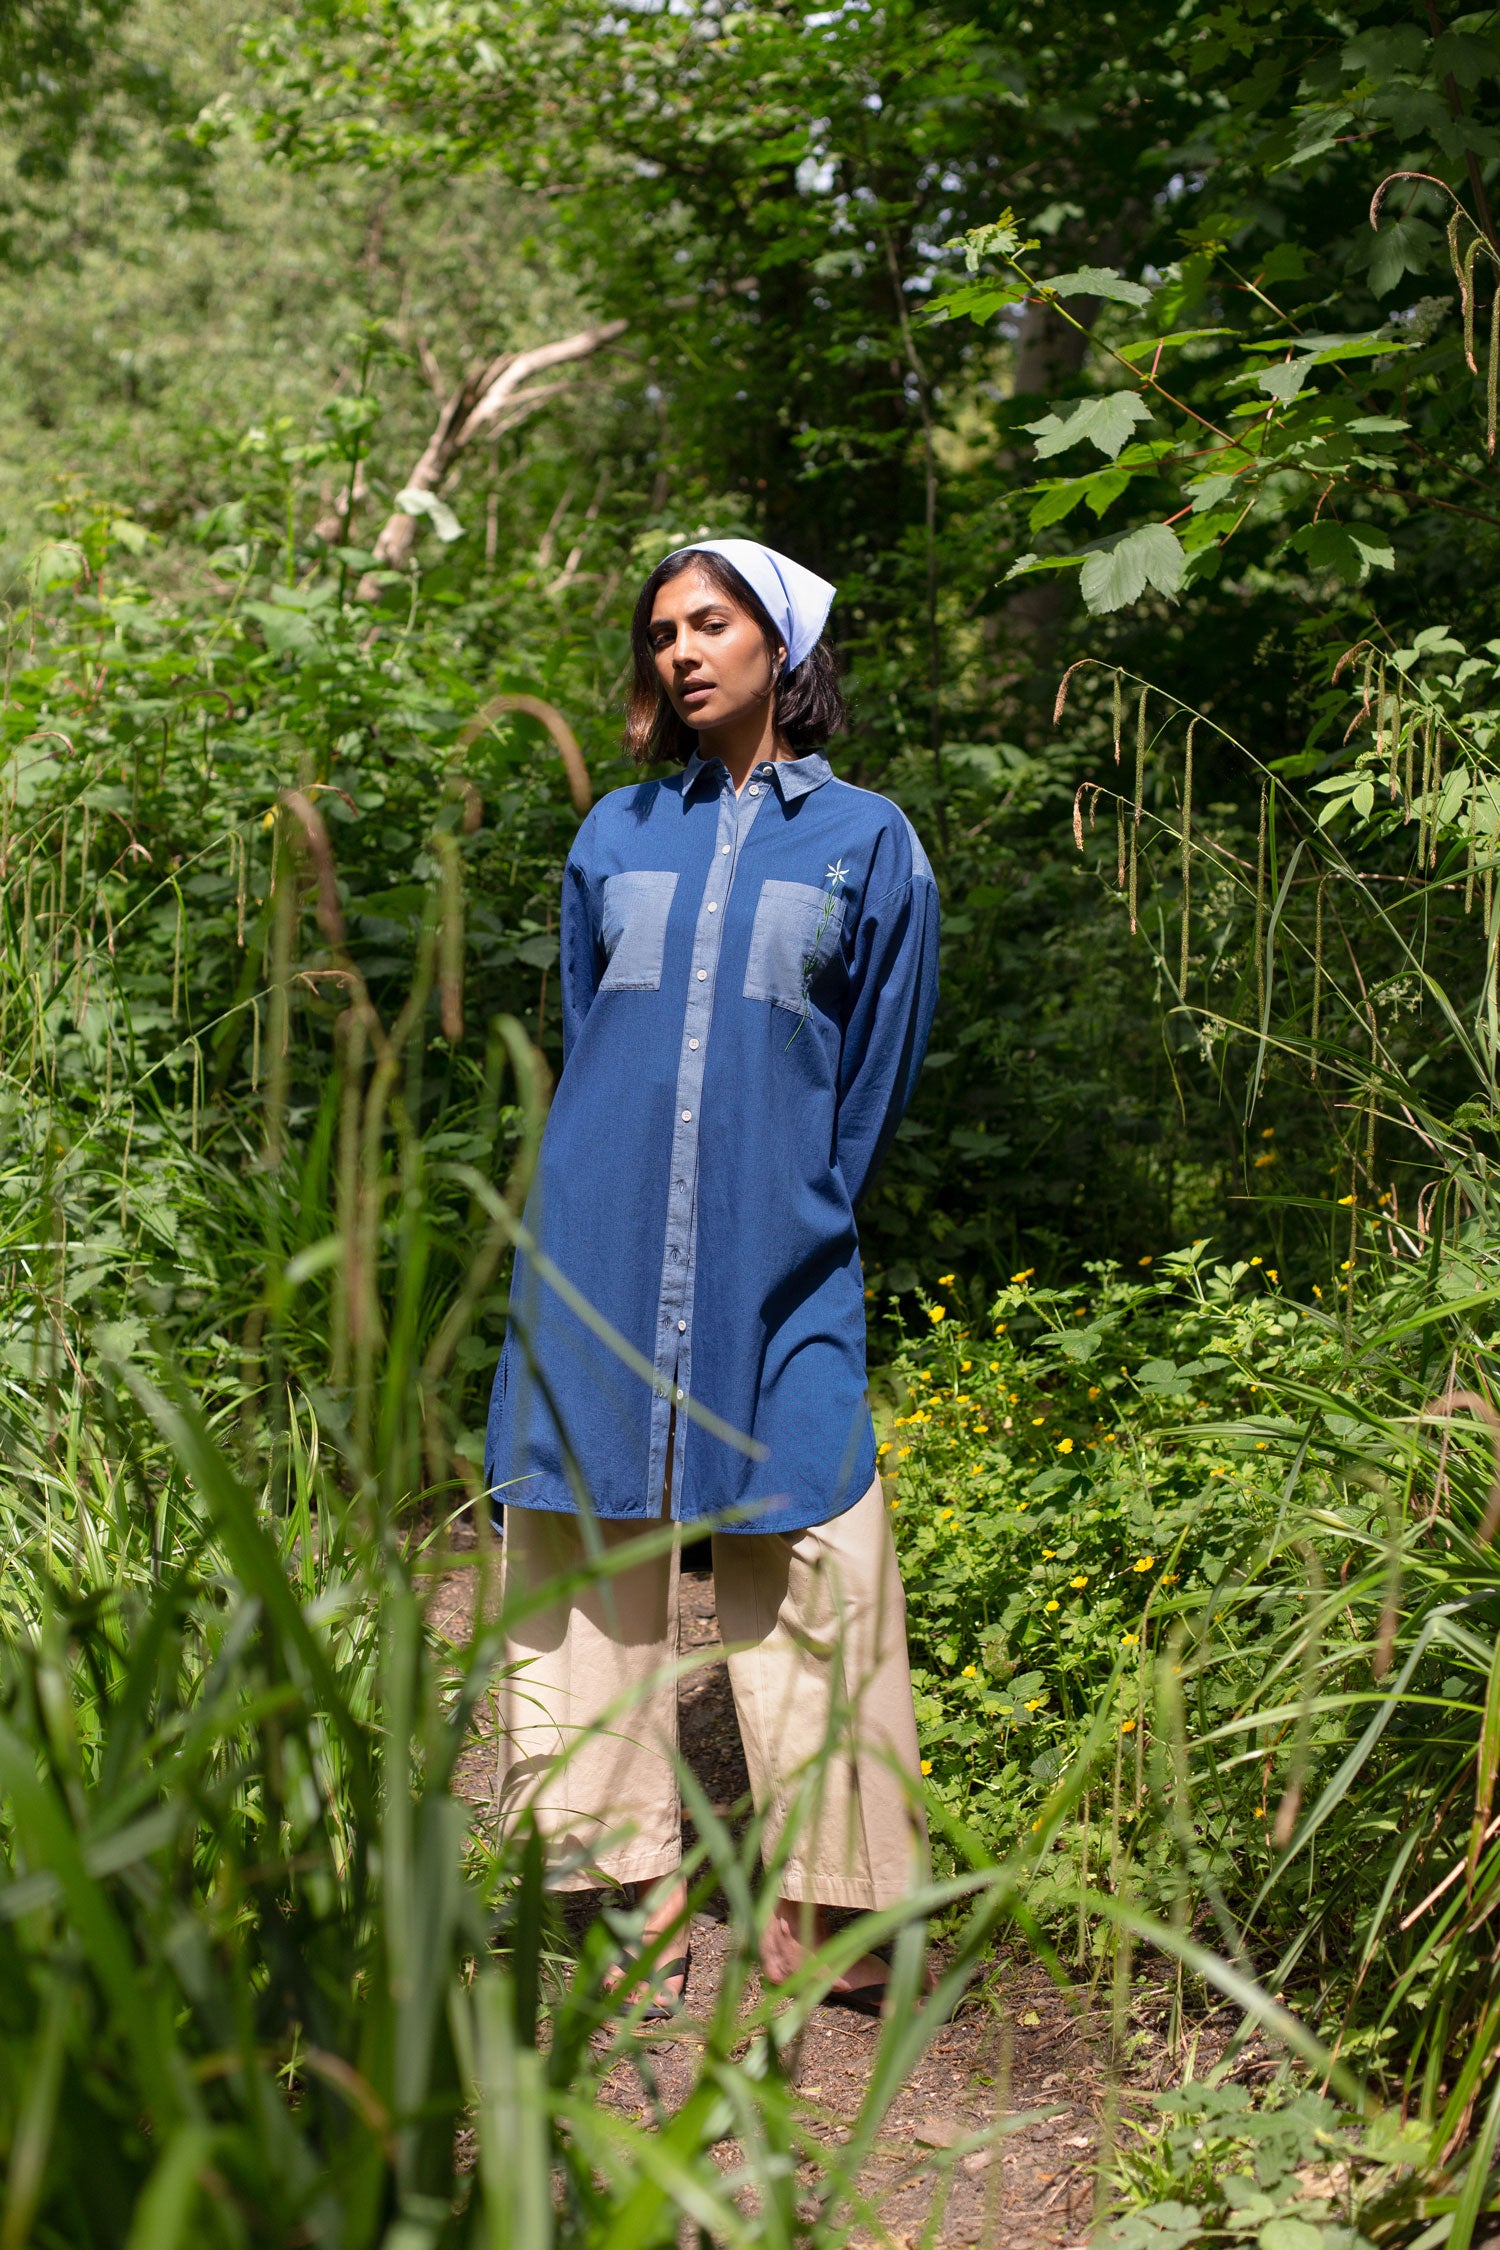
[774,1866,916,1912]
[545,1843,682,1893]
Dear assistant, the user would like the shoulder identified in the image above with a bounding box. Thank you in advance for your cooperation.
[569,773,678,867]
[820,776,937,893]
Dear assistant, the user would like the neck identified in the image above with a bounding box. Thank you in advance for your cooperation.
[699,698,787,794]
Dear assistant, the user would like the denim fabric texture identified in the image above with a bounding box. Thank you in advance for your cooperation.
[599,868,678,991]
[485,747,940,1536]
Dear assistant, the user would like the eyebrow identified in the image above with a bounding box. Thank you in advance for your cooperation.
[649,599,737,631]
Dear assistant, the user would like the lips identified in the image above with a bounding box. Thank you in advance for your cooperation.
[679,682,715,707]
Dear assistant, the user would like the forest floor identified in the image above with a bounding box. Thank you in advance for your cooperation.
[432,1543,1242,2247]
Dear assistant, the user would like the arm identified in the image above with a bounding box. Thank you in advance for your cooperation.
[559,820,603,1066]
[834,866,941,1209]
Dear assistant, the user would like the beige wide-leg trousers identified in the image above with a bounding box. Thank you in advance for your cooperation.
[497,1476,929,1909]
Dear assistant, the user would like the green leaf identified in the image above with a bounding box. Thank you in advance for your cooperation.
[1079,524,1186,613]
[1286,521,1395,585]
[1116,327,1233,362]
[1044,265,1153,307]
[1028,467,1131,531]
[26,540,88,593]
[925,277,1028,326]
[1188,472,1238,512]
[1023,392,1151,461]
[1369,216,1438,295]
[1258,2220,1327,2250]
[1003,551,1084,581]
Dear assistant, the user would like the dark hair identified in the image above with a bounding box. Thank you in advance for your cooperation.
[624,547,846,768]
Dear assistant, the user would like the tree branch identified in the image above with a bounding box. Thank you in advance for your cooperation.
[360,319,628,592]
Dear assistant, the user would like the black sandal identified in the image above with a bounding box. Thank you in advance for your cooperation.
[612,1950,691,2024]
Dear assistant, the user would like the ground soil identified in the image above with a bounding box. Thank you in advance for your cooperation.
[430,1542,1238,2248]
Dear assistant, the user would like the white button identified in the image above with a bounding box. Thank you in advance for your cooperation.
[677,1319,687,1332]
[748,785,761,796]
[682,1110,692,1121]
[697,969,707,981]
[688,1037,699,1050]
[707,900,717,912]
[721,844,731,854]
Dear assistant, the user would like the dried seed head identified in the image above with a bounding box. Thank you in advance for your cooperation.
[1052,659,1093,728]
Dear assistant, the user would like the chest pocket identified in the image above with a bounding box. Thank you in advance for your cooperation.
[743,878,847,1012]
[599,870,678,992]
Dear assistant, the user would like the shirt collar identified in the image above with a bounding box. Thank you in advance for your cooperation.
[680,749,833,807]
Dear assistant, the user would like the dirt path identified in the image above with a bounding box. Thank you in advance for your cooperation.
[434,1549,1216,2248]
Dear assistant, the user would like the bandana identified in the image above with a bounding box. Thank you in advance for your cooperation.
[668,537,836,672]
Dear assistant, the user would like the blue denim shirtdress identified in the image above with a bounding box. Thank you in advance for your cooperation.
[484,747,940,1535]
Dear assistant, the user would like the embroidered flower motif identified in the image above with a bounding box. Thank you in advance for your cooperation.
[786,857,850,1048]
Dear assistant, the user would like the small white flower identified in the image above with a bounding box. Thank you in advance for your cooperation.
[826,859,848,887]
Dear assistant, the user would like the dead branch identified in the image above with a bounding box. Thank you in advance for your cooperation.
[359,319,627,594]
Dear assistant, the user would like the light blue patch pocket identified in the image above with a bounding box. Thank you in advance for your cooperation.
[599,869,679,992]
[743,878,847,1011]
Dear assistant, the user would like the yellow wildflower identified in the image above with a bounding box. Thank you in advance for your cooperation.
[1044,1598,1059,1612]
[1088,1385,1101,1399]
[929,1306,947,1323]
[1103,1433,1117,1445]
[938,1272,956,1286]
[1057,1437,1074,1455]
[1043,1549,1056,1559]
[1253,1806,1265,1820]
[1337,1192,1357,1206]
[1121,1632,1138,1646]
[1024,1696,1043,1712]
[988,1360,999,1372]
[1138,1255,1152,1266]
[961,1664,977,1679]
[877,1441,891,1456]
[1133,1556,1154,1573]
[920,1759,933,1776]
[1069,1573,1089,1589]
[1269,1268,1279,1283]
[1261,1125,1274,1138]
[1210,1465,1228,1477]
[1250,1255,1262,1267]
[1031,1415,1045,1426]
[899,1446,912,1458]
[961,1358,972,1371]
[1120,1718,1136,1734]
[940,1507,955,1521]
[1253,1152,1275,1168]
[1011,1267,1034,1283]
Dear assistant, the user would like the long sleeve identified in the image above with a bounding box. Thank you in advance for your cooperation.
[834,867,941,1209]
[559,820,603,1067]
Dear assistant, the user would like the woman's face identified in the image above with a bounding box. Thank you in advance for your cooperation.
[648,564,784,739]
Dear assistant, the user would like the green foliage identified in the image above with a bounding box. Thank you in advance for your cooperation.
[1105,2084,1431,2249]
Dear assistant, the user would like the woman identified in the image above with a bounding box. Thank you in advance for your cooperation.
[486,536,940,2013]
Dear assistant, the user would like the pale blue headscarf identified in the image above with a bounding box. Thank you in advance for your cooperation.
[668,538,836,672]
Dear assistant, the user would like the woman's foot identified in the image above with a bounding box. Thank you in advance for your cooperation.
[760,1897,912,2003]
[604,1877,691,2014]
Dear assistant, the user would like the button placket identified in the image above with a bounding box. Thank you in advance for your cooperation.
[644,771,768,1513]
